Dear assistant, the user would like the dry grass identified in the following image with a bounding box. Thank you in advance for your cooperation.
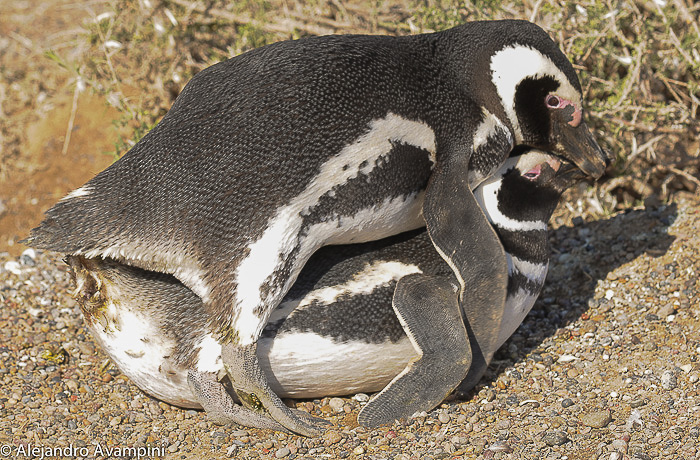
[9,0,700,214]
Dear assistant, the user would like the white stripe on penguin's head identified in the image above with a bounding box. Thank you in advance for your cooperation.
[490,45,582,143]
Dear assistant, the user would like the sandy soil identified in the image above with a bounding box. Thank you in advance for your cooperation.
[2,194,699,460]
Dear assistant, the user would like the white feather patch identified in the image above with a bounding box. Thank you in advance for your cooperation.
[82,245,211,302]
[270,260,422,324]
[195,334,223,373]
[86,301,198,407]
[259,332,415,398]
[472,108,511,152]
[510,256,548,281]
[474,169,548,232]
[60,185,92,201]
[497,286,540,347]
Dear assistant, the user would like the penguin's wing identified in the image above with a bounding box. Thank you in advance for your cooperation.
[357,273,471,427]
[424,153,509,391]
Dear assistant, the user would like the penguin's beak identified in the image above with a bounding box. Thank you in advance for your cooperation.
[553,121,609,179]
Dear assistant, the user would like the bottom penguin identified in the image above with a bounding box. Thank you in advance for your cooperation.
[64,148,583,431]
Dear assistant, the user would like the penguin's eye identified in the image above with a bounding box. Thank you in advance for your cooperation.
[545,94,562,109]
[523,164,542,180]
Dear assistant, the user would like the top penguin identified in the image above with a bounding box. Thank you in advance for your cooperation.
[27,20,608,435]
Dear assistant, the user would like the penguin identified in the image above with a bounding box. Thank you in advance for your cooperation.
[63,148,582,430]
[25,20,607,435]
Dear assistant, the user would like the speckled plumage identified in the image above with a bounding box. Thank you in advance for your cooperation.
[27,20,606,434]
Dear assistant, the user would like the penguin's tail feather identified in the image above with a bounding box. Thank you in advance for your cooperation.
[22,187,117,255]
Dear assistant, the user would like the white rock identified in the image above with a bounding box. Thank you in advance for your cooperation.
[329,397,345,412]
[4,261,21,275]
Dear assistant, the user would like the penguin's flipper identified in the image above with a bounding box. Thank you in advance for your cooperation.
[423,155,509,392]
[222,343,332,437]
[187,369,291,431]
[357,273,471,428]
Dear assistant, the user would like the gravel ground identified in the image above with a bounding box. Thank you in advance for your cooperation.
[1,193,698,460]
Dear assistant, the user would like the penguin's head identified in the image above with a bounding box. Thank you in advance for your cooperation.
[487,26,608,179]
[491,148,584,223]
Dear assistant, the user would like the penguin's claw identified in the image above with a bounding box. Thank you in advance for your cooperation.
[187,369,290,432]
[222,343,329,437]
[358,274,471,428]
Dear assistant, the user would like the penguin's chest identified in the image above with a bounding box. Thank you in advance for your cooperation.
[497,257,549,347]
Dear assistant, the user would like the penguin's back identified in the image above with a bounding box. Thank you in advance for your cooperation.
[27,33,442,271]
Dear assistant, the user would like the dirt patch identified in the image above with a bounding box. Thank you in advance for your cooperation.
[0,91,120,255]
[0,0,118,256]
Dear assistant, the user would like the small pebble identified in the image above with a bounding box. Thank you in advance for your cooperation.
[353,393,369,402]
[495,419,511,430]
[438,412,450,424]
[610,439,627,452]
[561,398,574,408]
[542,430,570,446]
[275,447,291,458]
[581,410,612,428]
[20,249,36,266]
[658,304,675,317]
[329,397,344,412]
[661,370,677,389]
[65,379,79,392]
[488,441,513,453]
[4,261,21,275]
[323,430,342,445]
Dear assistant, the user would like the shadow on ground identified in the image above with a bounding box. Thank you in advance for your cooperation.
[469,203,678,393]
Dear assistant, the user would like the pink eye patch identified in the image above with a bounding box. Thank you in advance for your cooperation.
[523,157,561,180]
[545,95,582,127]
[523,164,542,180]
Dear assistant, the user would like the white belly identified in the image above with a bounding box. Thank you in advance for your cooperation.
[90,308,415,408]
[85,302,199,408]
[260,333,415,398]
[496,258,549,347]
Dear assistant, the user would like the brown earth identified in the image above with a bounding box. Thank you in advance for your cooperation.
[0,0,120,256]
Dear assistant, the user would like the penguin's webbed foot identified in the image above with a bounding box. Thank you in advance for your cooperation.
[358,274,471,428]
[222,343,331,437]
[187,369,289,432]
